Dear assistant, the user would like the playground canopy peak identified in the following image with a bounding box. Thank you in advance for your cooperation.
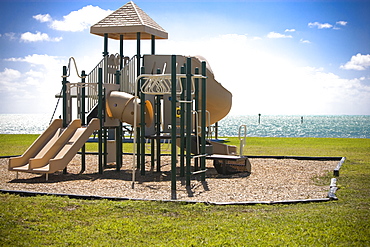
[90,1,168,40]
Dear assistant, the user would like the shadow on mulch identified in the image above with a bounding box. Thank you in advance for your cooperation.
[8,166,251,184]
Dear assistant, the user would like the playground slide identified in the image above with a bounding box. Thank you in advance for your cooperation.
[32,118,100,173]
[9,118,100,174]
[28,119,82,171]
[106,91,154,127]
[8,119,63,171]
[192,55,232,125]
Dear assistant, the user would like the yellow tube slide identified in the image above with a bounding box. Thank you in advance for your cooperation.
[106,91,154,127]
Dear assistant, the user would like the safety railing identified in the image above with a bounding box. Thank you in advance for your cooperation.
[86,54,121,114]
[120,55,137,95]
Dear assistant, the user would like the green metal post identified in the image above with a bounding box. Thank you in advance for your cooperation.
[179,66,185,177]
[201,61,207,181]
[62,66,68,128]
[103,33,109,57]
[140,66,146,175]
[62,65,69,175]
[102,33,109,170]
[98,68,104,174]
[115,70,122,171]
[136,32,141,168]
[151,35,155,55]
[155,68,161,172]
[185,57,192,187]
[171,55,177,191]
[81,70,86,173]
[120,34,124,70]
[136,32,141,76]
[194,67,200,171]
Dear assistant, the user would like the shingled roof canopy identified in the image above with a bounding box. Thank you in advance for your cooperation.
[90,1,168,40]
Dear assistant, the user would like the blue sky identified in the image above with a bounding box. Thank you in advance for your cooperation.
[0,0,369,116]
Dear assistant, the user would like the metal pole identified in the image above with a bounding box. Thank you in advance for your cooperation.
[62,66,68,128]
[140,66,146,176]
[98,68,104,174]
[179,66,185,177]
[136,32,141,76]
[201,61,207,181]
[103,33,109,57]
[171,55,177,191]
[185,57,192,187]
[115,70,122,171]
[62,65,69,175]
[136,32,141,168]
[81,70,86,174]
[120,34,124,70]
[155,68,161,172]
[194,67,200,171]
[151,35,155,55]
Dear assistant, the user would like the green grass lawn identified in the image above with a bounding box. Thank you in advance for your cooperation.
[0,134,369,246]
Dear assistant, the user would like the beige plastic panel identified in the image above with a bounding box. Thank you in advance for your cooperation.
[8,119,63,171]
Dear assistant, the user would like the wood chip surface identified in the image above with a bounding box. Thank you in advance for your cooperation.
[0,156,338,203]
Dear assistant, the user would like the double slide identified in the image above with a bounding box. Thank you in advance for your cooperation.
[9,118,100,177]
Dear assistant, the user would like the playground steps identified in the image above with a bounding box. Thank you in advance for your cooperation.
[9,118,100,175]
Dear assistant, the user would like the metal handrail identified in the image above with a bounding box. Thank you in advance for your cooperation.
[238,125,247,156]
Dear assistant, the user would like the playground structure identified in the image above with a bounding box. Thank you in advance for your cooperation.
[8,1,251,191]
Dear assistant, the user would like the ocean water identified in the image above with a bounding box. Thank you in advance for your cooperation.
[217,115,370,138]
[0,114,369,138]
[0,114,51,134]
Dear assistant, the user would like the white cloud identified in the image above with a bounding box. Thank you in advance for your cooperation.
[4,32,16,40]
[267,32,293,39]
[285,29,296,32]
[340,53,370,70]
[336,21,347,26]
[20,31,62,42]
[300,38,311,44]
[2,54,67,113]
[33,14,52,23]
[0,68,22,92]
[5,54,64,68]
[308,22,333,29]
[34,5,112,32]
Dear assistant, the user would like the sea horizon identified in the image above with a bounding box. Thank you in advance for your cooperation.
[0,113,369,139]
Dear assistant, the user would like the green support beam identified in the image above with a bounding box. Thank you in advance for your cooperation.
[81,70,86,174]
[201,61,207,181]
[185,57,192,187]
[62,66,68,128]
[98,68,104,174]
[171,55,177,191]
[115,70,123,171]
[180,66,186,177]
[140,66,146,175]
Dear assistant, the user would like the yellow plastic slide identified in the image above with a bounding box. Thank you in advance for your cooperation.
[9,118,100,175]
